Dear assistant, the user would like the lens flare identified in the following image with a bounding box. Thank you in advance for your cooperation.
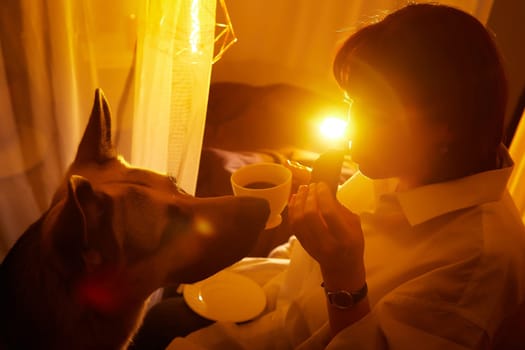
[193,215,214,236]
[319,116,349,141]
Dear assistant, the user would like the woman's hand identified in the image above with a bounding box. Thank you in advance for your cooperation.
[289,182,369,337]
[288,182,365,286]
[285,159,311,195]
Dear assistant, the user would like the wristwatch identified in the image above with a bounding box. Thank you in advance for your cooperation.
[321,282,368,309]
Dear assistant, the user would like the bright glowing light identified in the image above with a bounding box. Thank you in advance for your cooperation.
[190,0,201,53]
[319,116,348,141]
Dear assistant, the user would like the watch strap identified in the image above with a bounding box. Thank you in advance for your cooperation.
[321,282,368,309]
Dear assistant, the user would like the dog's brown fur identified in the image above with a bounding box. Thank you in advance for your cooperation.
[0,89,270,350]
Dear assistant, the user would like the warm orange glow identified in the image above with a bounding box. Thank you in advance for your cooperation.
[319,116,349,142]
[193,215,214,236]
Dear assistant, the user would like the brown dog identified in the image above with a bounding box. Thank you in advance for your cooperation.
[0,89,270,350]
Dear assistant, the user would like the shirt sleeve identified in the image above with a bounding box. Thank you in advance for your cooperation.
[323,293,488,350]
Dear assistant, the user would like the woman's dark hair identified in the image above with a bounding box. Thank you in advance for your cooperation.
[333,3,508,171]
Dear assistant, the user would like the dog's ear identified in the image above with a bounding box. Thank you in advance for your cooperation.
[74,88,116,164]
[54,175,103,272]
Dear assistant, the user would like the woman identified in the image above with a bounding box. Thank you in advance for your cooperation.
[168,3,525,349]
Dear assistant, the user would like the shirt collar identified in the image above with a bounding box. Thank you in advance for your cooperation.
[392,145,514,226]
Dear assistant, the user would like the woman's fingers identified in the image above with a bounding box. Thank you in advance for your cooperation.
[290,185,323,228]
[288,185,309,235]
[309,184,365,275]
[302,184,330,235]
[286,159,312,194]
[286,159,312,184]
[289,184,336,257]
[289,182,364,270]
[316,182,363,246]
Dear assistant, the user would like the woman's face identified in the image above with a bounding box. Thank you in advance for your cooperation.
[346,76,447,186]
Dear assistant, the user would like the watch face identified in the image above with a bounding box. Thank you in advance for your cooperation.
[324,282,367,309]
[330,291,354,309]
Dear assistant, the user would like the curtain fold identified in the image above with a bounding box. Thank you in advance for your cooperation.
[0,0,96,259]
[132,0,216,194]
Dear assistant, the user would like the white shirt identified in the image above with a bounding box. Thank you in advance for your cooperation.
[168,147,525,349]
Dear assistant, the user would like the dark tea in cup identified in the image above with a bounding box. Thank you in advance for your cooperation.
[231,162,292,229]
[244,181,277,189]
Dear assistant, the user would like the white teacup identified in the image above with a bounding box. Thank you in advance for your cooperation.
[231,162,292,229]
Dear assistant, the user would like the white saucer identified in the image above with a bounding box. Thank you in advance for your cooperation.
[182,270,266,323]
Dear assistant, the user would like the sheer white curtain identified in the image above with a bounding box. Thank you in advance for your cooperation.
[0,0,97,259]
[0,0,216,261]
[132,0,216,192]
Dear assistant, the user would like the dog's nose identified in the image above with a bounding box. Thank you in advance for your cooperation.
[237,196,270,227]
